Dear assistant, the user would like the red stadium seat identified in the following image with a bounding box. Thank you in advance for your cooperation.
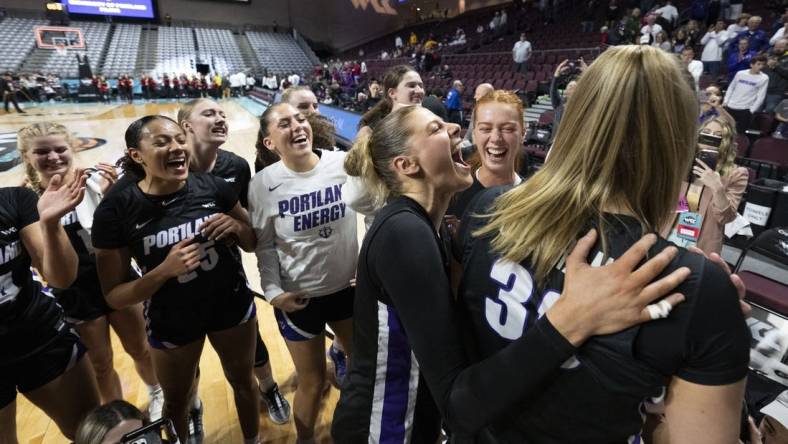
[750,138,788,167]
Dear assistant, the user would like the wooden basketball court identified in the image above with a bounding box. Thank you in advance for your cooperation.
[0,100,341,443]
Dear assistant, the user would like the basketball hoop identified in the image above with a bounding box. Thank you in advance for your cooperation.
[54,43,67,56]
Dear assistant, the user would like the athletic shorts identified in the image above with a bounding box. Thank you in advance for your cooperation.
[145,290,256,350]
[55,282,113,324]
[274,286,354,342]
[0,329,86,408]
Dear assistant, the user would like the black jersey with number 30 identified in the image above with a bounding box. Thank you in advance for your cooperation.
[91,173,250,306]
[458,188,750,443]
[0,187,67,362]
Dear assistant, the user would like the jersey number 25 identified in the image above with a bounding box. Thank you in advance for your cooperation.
[177,241,219,284]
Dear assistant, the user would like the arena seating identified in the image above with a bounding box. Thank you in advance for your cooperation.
[194,27,246,75]
[102,24,141,78]
[246,31,313,76]
[0,17,48,73]
[155,26,198,76]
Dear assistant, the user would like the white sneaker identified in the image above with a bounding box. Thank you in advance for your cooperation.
[148,387,164,422]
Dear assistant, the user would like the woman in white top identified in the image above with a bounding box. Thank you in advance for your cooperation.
[248,102,357,444]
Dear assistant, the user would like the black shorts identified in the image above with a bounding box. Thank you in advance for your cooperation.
[54,282,113,324]
[274,286,354,342]
[145,289,256,350]
[0,328,86,408]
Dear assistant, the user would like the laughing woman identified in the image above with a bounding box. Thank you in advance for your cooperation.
[92,116,261,443]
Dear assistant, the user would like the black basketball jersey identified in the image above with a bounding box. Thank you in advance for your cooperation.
[91,173,250,308]
[53,207,100,294]
[0,187,67,362]
[211,149,251,208]
[458,188,750,443]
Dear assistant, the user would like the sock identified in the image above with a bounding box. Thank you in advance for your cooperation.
[191,394,201,411]
[258,375,275,392]
[146,384,162,395]
[243,435,260,444]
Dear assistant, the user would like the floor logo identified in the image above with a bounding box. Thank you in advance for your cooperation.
[0,132,107,172]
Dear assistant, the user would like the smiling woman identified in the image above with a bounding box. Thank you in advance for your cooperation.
[92,115,261,442]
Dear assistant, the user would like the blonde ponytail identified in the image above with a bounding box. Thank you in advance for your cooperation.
[345,127,388,207]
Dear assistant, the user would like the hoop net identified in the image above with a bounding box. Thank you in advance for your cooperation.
[54,43,67,56]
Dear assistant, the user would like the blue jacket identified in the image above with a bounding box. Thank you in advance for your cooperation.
[445,87,462,111]
[729,30,769,55]
[727,49,755,81]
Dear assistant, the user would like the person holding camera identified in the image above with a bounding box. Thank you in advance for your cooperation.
[661,117,748,254]
[549,58,587,142]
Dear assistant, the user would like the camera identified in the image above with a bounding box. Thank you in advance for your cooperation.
[121,418,179,444]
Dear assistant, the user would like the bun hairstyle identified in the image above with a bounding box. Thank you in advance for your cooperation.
[344,105,421,206]
[17,122,77,194]
[359,64,417,130]
[118,115,180,179]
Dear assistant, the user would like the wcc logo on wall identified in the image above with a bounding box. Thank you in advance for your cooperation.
[350,0,397,15]
[0,132,107,173]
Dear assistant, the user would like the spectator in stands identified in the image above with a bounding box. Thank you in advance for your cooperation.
[771,20,788,46]
[641,13,663,41]
[422,89,449,121]
[672,28,690,53]
[624,8,643,43]
[490,11,502,36]
[395,35,403,49]
[445,79,464,125]
[409,31,418,46]
[462,83,495,147]
[763,44,788,113]
[701,20,730,79]
[729,16,769,54]
[500,9,508,33]
[682,47,705,89]
[581,0,599,33]
[655,0,679,30]
[724,54,769,133]
[772,98,788,137]
[653,30,672,51]
[686,20,703,48]
[606,0,622,28]
[450,28,467,45]
[726,0,743,21]
[476,23,485,45]
[727,37,756,80]
[661,117,748,254]
[727,13,750,36]
[512,33,532,74]
[551,59,587,141]
[361,80,381,111]
[358,64,424,131]
[699,84,736,125]
[279,76,292,91]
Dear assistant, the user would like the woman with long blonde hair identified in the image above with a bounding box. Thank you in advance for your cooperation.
[332,97,698,441]
[17,123,162,414]
[661,116,748,254]
[459,45,749,442]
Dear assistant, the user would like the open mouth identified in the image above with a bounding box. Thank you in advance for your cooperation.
[292,134,309,145]
[485,146,508,161]
[451,145,470,171]
[166,157,187,172]
[211,126,227,136]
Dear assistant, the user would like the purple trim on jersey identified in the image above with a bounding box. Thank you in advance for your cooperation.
[379,305,412,443]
